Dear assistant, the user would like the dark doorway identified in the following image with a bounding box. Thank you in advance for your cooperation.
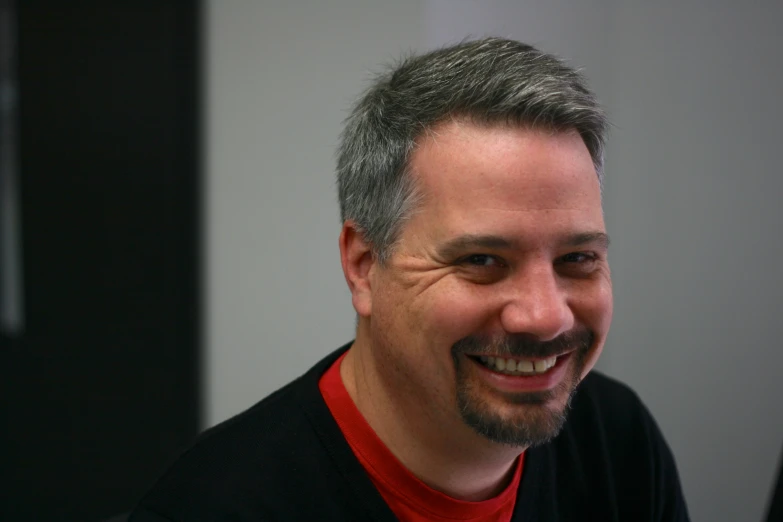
[1,1,202,520]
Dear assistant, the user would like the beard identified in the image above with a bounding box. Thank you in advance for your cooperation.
[451,329,594,448]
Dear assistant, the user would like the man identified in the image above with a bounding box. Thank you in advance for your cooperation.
[130,38,690,521]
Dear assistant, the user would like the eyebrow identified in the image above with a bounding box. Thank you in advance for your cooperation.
[435,235,516,260]
[564,232,611,250]
[434,231,610,259]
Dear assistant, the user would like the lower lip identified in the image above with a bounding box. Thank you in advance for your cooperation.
[469,353,572,392]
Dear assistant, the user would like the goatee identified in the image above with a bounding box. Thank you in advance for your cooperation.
[451,330,594,447]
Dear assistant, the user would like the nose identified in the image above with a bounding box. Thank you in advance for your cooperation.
[499,263,574,341]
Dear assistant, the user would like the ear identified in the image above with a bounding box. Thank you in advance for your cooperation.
[339,221,375,317]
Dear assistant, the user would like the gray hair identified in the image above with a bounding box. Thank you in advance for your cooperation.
[336,37,608,264]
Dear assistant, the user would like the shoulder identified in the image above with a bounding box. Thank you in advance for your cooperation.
[130,346,353,521]
[564,370,668,465]
[133,376,318,520]
[546,371,690,521]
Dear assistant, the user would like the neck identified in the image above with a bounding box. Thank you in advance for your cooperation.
[341,328,524,501]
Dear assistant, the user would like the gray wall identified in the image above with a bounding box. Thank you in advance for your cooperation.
[205,2,783,521]
[204,0,425,420]
[601,3,783,521]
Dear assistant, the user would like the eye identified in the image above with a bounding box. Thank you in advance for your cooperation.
[457,254,508,284]
[463,254,503,267]
[560,252,596,264]
[556,252,600,277]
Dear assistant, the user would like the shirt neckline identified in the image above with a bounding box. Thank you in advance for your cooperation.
[319,350,524,520]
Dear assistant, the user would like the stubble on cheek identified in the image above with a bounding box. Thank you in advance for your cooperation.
[369,297,455,421]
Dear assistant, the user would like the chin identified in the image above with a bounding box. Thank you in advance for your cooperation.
[452,337,590,448]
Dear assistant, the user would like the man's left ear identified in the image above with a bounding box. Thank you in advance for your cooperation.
[339,221,375,317]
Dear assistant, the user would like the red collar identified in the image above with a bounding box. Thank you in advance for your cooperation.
[319,351,524,521]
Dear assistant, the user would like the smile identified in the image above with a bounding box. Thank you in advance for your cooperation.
[470,354,561,376]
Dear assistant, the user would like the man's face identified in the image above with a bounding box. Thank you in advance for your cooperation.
[366,121,613,447]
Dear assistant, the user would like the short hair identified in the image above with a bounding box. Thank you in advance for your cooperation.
[336,37,608,263]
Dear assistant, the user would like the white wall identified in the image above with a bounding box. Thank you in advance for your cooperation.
[206,2,783,520]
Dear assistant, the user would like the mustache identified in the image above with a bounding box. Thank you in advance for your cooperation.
[452,329,594,360]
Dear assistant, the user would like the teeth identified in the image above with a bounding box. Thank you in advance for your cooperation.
[479,355,559,376]
[518,359,534,372]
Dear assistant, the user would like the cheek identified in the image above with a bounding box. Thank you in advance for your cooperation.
[417,283,500,348]
[375,280,493,355]
[572,280,613,377]
[369,283,484,405]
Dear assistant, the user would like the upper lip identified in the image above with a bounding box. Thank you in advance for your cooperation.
[466,351,573,361]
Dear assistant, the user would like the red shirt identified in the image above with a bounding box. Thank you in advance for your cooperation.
[319,352,524,522]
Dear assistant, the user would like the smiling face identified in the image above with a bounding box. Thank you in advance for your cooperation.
[360,120,613,448]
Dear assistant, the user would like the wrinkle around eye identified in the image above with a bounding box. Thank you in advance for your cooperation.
[387,255,458,296]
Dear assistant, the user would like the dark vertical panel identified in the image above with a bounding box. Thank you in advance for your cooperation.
[1,1,201,520]
[768,447,783,522]
[0,0,24,338]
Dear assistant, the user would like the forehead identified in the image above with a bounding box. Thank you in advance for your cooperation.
[406,121,604,241]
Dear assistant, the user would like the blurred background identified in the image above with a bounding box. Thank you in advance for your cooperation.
[1,1,782,521]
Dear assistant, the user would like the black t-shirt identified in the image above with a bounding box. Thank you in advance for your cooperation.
[129,344,690,521]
